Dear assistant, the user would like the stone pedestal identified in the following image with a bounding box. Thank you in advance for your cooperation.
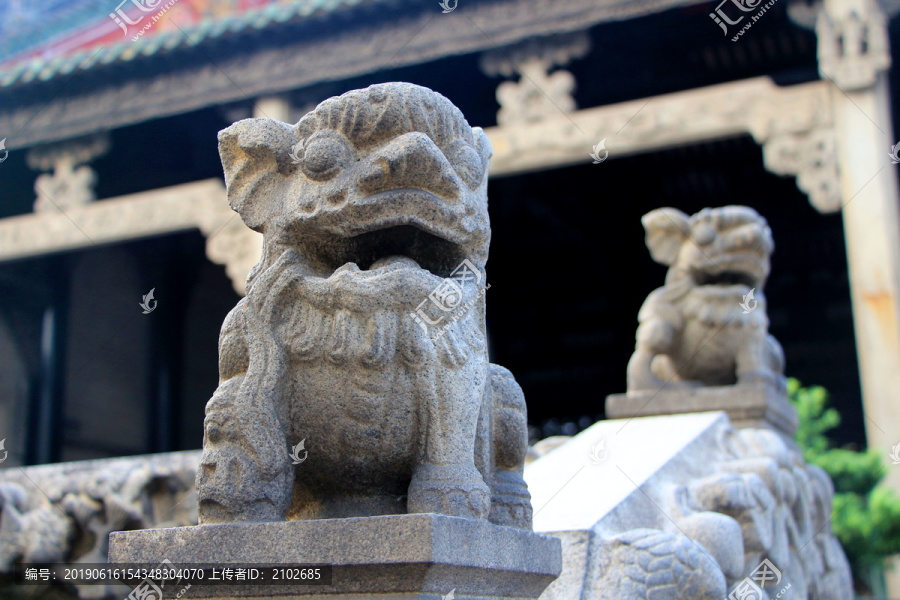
[109,513,562,600]
[605,383,798,437]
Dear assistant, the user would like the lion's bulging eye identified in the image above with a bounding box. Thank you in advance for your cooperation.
[692,223,717,246]
[300,136,351,181]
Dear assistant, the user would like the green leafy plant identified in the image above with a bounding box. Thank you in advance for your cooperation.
[788,378,900,593]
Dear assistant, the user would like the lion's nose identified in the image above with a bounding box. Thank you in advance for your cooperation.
[357,132,463,202]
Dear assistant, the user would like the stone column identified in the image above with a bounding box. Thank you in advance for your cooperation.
[819,0,900,496]
[818,0,900,593]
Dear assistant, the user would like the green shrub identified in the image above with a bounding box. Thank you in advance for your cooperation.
[788,378,900,591]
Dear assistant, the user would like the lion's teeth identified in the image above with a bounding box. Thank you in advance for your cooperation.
[369,255,421,270]
[333,262,362,275]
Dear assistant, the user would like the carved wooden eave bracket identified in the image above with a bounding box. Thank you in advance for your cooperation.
[761,126,842,214]
[484,76,841,212]
[196,200,263,296]
[25,133,110,214]
[479,32,591,126]
[0,178,261,295]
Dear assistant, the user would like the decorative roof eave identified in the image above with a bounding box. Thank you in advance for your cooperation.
[0,0,704,150]
[0,0,388,89]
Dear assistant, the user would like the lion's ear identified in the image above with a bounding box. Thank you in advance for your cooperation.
[642,208,690,266]
[472,127,492,164]
[217,118,297,231]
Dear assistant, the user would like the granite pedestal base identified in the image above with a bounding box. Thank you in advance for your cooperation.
[109,514,562,600]
[605,383,798,436]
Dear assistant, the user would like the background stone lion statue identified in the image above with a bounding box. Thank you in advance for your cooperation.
[627,205,786,393]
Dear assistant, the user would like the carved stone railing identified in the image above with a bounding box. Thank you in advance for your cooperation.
[525,412,853,600]
[0,451,199,599]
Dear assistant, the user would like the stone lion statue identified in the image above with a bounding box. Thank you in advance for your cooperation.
[627,206,786,393]
[196,83,532,529]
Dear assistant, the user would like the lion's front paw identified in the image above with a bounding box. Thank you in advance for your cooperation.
[489,470,533,529]
[407,464,490,520]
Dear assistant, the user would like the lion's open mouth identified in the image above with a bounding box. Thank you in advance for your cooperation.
[695,270,757,288]
[315,224,469,279]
